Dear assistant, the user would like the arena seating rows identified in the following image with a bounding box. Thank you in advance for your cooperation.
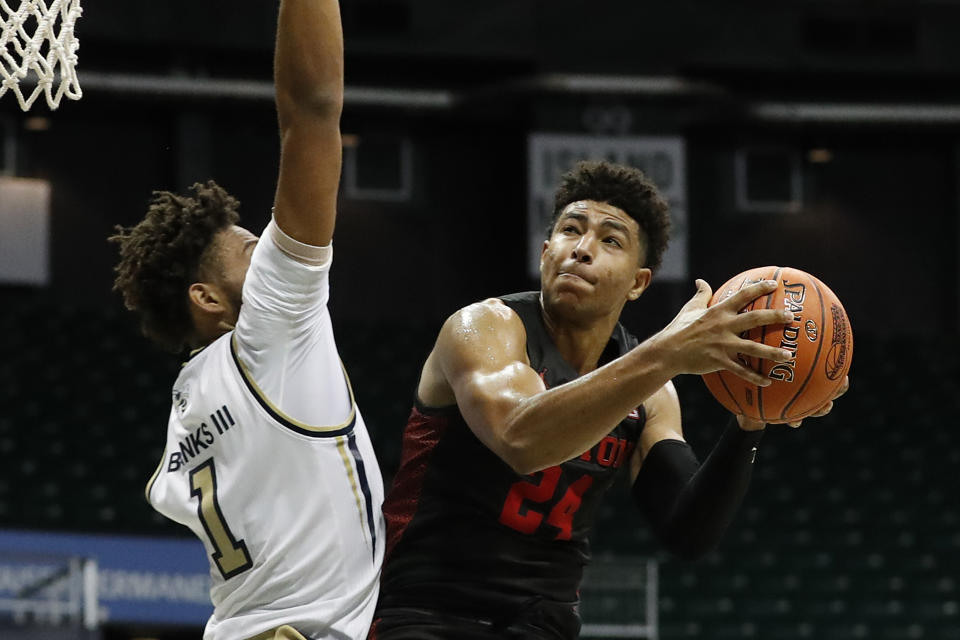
[1,293,957,636]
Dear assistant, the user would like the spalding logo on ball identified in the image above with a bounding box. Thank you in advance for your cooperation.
[702,266,853,422]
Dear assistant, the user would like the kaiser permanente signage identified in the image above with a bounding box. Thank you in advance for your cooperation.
[0,529,211,625]
[527,134,688,282]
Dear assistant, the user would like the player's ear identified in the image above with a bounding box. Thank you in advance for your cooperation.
[188,282,226,314]
[627,267,652,301]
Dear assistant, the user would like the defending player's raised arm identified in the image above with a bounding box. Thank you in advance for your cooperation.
[272,0,344,247]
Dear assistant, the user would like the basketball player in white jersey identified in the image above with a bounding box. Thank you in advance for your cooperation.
[109,1,383,639]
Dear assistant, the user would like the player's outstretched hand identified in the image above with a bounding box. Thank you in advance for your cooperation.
[653,278,795,386]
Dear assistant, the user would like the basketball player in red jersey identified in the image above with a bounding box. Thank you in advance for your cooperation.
[371,161,848,639]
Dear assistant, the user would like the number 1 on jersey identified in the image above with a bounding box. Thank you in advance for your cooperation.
[190,459,253,579]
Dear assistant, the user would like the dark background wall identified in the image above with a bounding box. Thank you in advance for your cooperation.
[4,1,959,336]
[3,0,958,334]
[1,1,959,638]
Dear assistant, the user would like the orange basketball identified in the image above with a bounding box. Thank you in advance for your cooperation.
[701,266,853,422]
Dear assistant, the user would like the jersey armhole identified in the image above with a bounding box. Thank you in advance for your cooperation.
[144,447,166,504]
[412,396,460,416]
[230,335,357,438]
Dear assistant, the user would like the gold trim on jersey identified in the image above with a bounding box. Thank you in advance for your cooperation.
[336,436,370,546]
[181,344,209,367]
[246,625,309,640]
[230,335,357,437]
[144,446,166,504]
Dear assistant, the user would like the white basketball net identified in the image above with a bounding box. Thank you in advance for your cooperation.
[0,0,82,110]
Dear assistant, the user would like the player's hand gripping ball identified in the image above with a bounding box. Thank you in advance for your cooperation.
[701,266,853,423]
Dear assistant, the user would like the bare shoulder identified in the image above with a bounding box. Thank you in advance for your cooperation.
[439,297,526,351]
[419,298,528,406]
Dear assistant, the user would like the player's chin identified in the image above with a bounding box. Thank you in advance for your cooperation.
[545,285,603,319]
[546,283,590,306]
[551,274,595,296]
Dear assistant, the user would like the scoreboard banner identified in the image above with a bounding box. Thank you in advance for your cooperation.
[0,528,211,626]
[527,134,688,281]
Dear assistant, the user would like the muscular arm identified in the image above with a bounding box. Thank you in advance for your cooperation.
[418,280,792,475]
[230,0,350,427]
[273,0,344,246]
[419,299,678,475]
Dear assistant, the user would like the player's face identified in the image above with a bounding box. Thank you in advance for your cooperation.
[213,225,259,324]
[540,201,651,323]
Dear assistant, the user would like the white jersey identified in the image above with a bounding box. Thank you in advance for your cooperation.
[146,220,384,640]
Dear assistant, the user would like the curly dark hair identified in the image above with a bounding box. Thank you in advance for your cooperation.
[550,160,671,272]
[109,180,241,352]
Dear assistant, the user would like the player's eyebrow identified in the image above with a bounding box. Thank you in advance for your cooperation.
[559,211,588,224]
[600,218,630,238]
[562,212,630,238]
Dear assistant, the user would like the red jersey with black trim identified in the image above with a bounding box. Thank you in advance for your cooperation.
[376,292,645,634]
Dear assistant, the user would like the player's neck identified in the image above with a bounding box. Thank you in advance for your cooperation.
[189,301,237,349]
[539,303,620,376]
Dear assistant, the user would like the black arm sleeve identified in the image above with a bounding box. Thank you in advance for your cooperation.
[632,418,763,560]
